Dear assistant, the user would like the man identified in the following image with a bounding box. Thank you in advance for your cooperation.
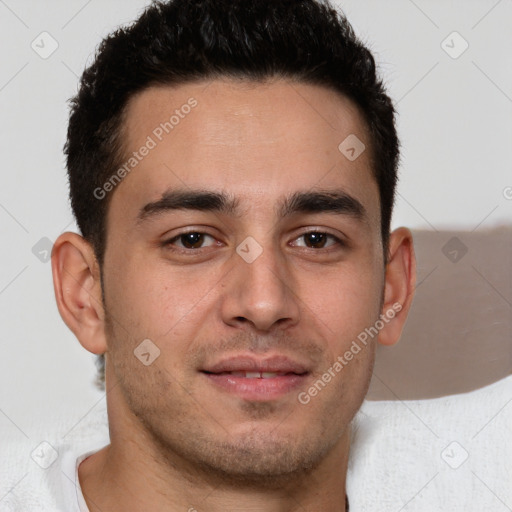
[50,0,415,510]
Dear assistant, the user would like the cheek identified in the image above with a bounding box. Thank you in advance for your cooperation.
[104,257,199,332]
[299,264,383,346]
[102,255,222,377]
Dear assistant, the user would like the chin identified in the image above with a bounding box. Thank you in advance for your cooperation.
[190,427,334,485]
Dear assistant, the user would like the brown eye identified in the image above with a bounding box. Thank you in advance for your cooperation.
[166,232,216,250]
[293,231,341,249]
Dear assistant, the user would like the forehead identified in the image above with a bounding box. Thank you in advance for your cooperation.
[122,78,370,160]
[109,78,378,226]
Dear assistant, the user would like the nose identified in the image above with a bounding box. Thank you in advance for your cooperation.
[220,241,301,332]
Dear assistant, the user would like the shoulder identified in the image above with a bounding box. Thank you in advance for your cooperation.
[0,401,109,511]
[1,439,89,511]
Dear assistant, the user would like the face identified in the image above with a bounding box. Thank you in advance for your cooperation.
[101,78,385,481]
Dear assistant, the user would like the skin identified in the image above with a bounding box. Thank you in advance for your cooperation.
[52,78,416,511]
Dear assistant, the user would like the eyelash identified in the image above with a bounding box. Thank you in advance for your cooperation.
[163,230,346,253]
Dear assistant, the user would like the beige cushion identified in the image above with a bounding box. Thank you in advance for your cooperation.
[367,225,512,400]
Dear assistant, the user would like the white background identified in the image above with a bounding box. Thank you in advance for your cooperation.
[0,0,511,468]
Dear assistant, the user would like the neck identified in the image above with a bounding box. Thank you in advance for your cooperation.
[79,439,350,512]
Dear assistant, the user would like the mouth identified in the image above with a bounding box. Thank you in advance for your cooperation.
[205,370,302,378]
[200,355,311,401]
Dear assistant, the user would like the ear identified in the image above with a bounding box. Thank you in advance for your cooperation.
[51,232,107,355]
[378,227,416,346]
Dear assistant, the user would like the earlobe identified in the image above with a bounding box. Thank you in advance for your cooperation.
[51,232,107,355]
[378,227,417,346]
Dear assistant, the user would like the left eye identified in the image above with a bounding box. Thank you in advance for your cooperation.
[292,232,341,249]
[166,232,217,249]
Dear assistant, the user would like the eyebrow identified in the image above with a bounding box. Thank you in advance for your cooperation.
[137,188,367,223]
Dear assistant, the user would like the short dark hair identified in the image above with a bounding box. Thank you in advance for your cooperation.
[64,0,400,390]
[65,0,400,265]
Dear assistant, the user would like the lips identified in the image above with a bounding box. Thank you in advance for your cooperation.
[201,355,310,401]
[202,355,309,375]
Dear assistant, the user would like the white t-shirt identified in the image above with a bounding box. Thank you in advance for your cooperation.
[63,449,93,512]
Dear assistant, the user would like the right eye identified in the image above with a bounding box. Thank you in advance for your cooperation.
[163,231,218,251]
